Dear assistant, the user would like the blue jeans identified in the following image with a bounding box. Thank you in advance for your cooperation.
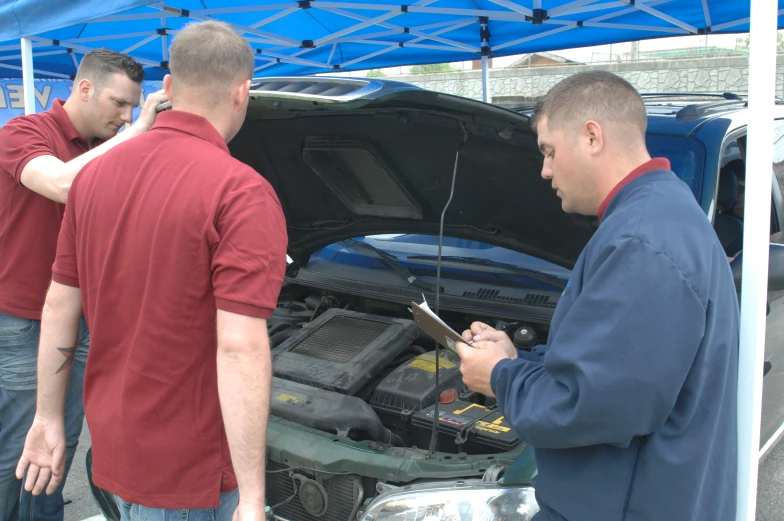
[114,490,239,521]
[0,312,90,521]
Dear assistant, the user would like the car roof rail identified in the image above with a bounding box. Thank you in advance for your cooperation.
[507,105,536,114]
[675,99,747,120]
[641,92,744,101]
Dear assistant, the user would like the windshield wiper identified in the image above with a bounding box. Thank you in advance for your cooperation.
[407,255,567,290]
[339,239,440,293]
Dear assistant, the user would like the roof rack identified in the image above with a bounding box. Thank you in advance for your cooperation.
[642,92,744,101]
[507,105,536,114]
[675,99,747,119]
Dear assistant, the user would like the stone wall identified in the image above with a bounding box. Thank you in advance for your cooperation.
[386,55,784,102]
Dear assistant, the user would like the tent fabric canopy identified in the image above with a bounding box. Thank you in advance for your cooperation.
[0,0,782,81]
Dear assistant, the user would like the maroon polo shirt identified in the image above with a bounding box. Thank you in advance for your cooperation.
[0,99,92,319]
[597,157,671,222]
[52,110,288,508]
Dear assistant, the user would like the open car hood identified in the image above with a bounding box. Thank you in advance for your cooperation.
[228,78,596,268]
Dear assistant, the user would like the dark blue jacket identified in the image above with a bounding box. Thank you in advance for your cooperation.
[491,169,739,521]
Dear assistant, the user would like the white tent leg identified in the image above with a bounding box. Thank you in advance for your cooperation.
[20,37,35,114]
[482,55,490,103]
[736,0,778,520]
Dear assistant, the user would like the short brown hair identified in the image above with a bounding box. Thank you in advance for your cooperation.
[169,21,254,92]
[74,48,144,89]
[532,70,647,141]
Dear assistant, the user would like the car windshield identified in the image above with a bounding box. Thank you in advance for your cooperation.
[308,235,571,291]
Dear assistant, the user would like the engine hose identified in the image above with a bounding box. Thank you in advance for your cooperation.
[407,344,428,355]
[268,322,292,336]
[269,328,300,348]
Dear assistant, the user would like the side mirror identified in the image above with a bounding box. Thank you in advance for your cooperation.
[731,243,784,292]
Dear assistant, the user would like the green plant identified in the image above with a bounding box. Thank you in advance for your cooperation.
[409,63,459,74]
[735,31,784,52]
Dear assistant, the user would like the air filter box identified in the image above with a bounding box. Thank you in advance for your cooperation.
[370,351,462,431]
[272,308,418,395]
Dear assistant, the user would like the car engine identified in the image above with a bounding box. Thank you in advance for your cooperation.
[264,286,547,521]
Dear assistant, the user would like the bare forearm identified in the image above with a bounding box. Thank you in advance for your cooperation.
[53,127,144,200]
[217,345,272,505]
[36,291,82,420]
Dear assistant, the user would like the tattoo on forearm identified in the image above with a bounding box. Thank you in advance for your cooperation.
[55,347,76,375]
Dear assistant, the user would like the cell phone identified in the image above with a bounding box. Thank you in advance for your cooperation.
[156,100,172,112]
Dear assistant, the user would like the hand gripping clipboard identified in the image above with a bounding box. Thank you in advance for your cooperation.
[410,296,473,356]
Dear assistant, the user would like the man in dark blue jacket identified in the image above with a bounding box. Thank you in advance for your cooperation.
[457,70,739,521]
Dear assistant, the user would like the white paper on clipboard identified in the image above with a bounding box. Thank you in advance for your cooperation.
[410,295,472,355]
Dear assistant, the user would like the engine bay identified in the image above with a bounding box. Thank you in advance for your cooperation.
[262,284,548,520]
[268,283,549,456]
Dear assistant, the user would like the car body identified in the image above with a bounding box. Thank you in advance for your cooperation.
[88,78,784,521]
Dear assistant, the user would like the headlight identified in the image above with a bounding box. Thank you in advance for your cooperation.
[360,481,539,521]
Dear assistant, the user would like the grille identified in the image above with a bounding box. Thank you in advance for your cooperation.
[523,293,553,308]
[249,77,382,103]
[291,316,389,364]
[476,288,500,300]
[462,288,555,309]
[255,79,362,97]
[266,462,359,521]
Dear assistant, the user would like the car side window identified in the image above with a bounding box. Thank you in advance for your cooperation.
[722,138,743,168]
[719,123,784,252]
[770,121,784,243]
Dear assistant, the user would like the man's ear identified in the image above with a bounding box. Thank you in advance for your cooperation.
[584,120,604,155]
[77,79,94,102]
[163,74,173,102]
[234,79,251,112]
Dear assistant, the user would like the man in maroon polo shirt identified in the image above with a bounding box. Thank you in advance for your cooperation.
[17,20,287,521]
[0,48,166,521]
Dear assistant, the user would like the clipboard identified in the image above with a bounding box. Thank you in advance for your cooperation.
[410,297,472,356]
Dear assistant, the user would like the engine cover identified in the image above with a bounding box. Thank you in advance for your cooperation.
[272,308,418,395]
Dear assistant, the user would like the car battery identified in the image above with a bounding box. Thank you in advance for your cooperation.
[370,351,463,432]
[411,400,520,454]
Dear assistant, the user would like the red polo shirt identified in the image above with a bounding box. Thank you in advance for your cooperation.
[51,110,288,508]
[0,99,92,319]
[597,157,671,222]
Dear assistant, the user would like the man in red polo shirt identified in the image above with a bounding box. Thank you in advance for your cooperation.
[17,20,287,521]
[0,48,166,521]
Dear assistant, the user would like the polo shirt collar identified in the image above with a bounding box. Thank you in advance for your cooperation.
[153,110,229,153]
[597,157,671,223]
[50,99,89,145]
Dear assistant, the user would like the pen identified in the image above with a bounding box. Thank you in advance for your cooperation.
[470,322,521,344]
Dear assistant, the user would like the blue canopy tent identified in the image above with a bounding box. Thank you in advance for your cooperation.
[0,1,779,91]
[0,2,781,520]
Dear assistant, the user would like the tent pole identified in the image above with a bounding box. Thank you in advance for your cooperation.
[736,0,777,519]
[482,55,490,103]
[480,17,490,103]
[20,37,35,114]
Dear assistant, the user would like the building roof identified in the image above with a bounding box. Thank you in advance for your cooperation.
[509,52,581,67]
